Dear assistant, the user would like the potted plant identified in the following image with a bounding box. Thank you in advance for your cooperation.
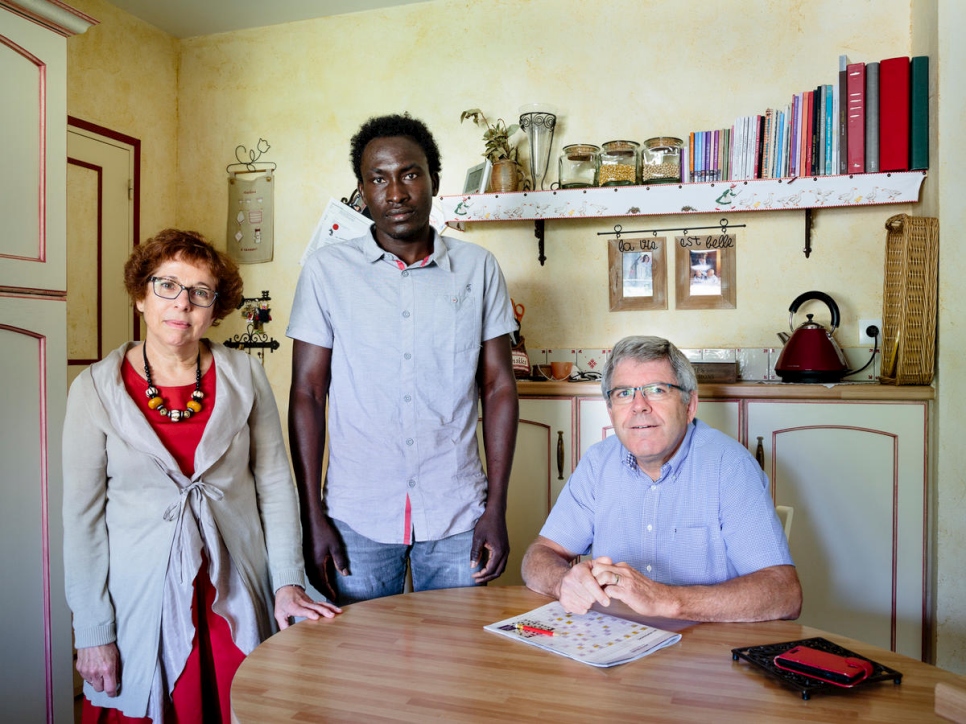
[460,108,522,192]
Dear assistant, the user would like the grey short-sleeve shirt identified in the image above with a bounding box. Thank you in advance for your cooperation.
[287,230,516,544]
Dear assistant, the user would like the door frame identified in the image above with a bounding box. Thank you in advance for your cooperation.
[66,116,141,345]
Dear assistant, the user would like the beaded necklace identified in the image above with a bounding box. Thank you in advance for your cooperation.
[142,343,204,422]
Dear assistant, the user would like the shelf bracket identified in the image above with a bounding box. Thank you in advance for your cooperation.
[804,208,814,258]
[535,219,546,266]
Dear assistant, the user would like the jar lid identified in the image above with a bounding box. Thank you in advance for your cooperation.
[644,136,684,150]
[602,140,640,152]
[562,143,600,154]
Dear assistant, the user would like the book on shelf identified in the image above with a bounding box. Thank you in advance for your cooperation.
[838,54,850,174]
[910,55,929,170]
[688,131,695,182]
[879,56,910,171]
[815,85,828,176]
[824,84,838,176]
[846,62,866,173]
[804,90,815,175]
[754,113,765,179]
[484,600,682,668]
[865,61,880,172]
[760,108,775,178]
[798,92,808,175]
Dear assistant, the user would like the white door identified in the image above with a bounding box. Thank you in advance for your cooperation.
[67,126,136,388]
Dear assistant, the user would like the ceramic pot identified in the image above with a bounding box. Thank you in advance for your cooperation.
[488,159,521,192]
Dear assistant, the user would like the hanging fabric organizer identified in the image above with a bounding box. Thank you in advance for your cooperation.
[226,139,276,264]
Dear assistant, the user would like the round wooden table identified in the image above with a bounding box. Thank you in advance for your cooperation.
[231,586,961,722]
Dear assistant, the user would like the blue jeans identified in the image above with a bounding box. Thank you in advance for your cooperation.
[330,518,482,605]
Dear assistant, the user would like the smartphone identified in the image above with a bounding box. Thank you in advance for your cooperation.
[773,645,874,687]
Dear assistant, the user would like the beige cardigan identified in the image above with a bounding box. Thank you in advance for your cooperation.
[63,342,305,716]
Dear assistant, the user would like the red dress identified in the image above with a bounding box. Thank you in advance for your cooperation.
[82,359,245,724]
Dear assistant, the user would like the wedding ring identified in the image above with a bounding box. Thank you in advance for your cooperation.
[615,573,621,586]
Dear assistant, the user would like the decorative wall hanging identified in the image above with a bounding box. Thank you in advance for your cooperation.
[607,227,667,311]
[227,139,276,264]
[223,290,280,363]
[674,231,737,310]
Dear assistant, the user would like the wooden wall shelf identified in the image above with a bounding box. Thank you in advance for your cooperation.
[439,171,925,223]
[439,171,926,263]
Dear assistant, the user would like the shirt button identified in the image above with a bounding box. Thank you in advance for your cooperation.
[650,485,658,491]
[646,565,652,572]
[402,270,409,277]
[404,353,412,360]
[404,394,412,403]
[408,479,416,488]
[646,524,653,532]
[402,310,411,318]
[406,438,414,446]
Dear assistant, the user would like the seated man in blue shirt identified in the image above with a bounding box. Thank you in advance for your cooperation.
[521,335,802,622]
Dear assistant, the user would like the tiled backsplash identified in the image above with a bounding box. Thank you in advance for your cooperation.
[535,346,880,382]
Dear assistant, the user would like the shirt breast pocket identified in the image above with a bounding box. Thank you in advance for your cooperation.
[434,288,480,353]
[668,526,712,584]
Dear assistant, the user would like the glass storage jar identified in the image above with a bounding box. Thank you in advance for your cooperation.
[597,140,640,186]
[557,144,600,188]
[641,136,683,184]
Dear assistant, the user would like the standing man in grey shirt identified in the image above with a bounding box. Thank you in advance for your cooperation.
[287,113,519,604]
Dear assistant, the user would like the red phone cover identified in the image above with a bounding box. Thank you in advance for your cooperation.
[773,645,874,688]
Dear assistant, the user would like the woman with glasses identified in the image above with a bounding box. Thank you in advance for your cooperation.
[63,229,340,723]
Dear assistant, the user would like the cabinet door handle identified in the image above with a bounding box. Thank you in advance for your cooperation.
[556,430,565,480]
[755,436,765,470]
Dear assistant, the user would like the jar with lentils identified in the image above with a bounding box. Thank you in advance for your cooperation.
[641,136,683,184]
[598,140,640,186]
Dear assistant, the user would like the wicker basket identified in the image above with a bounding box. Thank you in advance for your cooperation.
[879,213,939,385]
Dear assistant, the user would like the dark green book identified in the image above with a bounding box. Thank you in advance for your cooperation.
[910,55,929,170]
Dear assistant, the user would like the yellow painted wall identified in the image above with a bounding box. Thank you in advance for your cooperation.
[64,0,966,672]
[66,0,180,250]
[171,0,912,397]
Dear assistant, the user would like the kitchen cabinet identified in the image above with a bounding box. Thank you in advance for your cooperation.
[481,397,575,587]
[747,399,929,660]
[1,2,94,721]
[577,396,740,458]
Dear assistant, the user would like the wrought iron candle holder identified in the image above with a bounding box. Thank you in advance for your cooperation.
[223,290,280,363]
[519,104,557,191]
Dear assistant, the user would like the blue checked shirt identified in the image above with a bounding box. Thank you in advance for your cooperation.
[539,420,794,585]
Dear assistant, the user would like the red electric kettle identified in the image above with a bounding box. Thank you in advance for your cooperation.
[774,291,849,383]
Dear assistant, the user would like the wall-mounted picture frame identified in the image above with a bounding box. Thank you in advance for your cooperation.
[608,236,667,311]
[674,233,736,310]
[463,159,492,194]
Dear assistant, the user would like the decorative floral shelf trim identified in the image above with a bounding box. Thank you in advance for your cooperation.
[439,171,925,223]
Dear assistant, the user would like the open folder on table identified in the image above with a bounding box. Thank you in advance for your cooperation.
[485,601,682,668]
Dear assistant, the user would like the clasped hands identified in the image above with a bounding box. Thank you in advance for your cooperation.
[558,556,668,617]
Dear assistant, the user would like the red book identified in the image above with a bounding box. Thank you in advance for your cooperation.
[803,91,814,175]
[878,56,910,171]
[846,63,866,173]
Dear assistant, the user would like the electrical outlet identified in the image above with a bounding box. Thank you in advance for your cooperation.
[859,318,882,345]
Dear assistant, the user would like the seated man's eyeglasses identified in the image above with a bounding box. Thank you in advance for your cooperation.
[149,276,219,308]
[607,382,684,405]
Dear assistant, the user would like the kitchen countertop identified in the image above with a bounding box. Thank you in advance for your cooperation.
[518,380,935,401]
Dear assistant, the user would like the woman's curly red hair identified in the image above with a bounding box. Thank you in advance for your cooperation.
[123,229,243,322]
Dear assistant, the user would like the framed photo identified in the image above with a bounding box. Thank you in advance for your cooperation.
[463,160,492,194]
[608,236,667,311]
[674,233,736,310]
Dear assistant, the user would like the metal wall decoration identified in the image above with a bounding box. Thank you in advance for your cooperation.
[227,139,276,264]
[223,290,280,363]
